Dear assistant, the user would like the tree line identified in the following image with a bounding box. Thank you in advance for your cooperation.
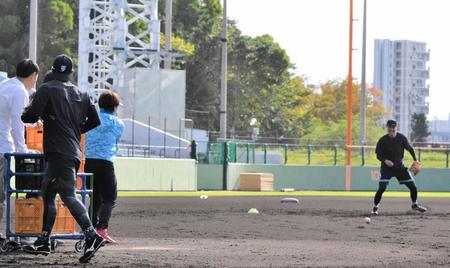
[0,0,429,144]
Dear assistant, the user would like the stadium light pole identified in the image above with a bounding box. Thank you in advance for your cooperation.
[219,0,228,139]
[360,0,367,146]
[164,0,172,69]
[346,0,354,191]
[29,0,38,62]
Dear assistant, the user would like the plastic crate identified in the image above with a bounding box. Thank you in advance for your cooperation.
[14,156,45,190]
[76,175,83,190]
[15,198,77,234]
[25,125,44,152]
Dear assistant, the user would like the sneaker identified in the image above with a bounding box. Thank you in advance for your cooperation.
[79,234,106,263]
[96,228,117,244]
[371,206,379,215]
[3,239,21,252]
[19,236,34,246]
[23,237,51,256]
[412,204,427,213]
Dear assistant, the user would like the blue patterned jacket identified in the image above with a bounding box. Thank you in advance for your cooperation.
[85,108,124,162]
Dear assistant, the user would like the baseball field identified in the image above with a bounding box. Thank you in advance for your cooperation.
[2,192,450,267]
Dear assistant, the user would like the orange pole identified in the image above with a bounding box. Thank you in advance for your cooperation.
[346,0,353,166]
[345,0,353,191]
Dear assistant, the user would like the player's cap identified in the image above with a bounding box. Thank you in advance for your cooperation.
[52,54,73,82]
[386,119,397,127]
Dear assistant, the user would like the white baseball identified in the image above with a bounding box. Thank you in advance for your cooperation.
[364,217,371,224]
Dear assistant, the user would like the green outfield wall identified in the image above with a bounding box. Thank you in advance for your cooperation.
[198,163,450,192]
[9,158,449,192]
[115,157,197,191]
[196,164,223,190]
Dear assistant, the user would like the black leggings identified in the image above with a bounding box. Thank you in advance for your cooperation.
[41,157,93,233]
[85,158,117,229]
[374,181,418,205]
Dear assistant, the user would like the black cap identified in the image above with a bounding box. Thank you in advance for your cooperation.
[386,119,397,127]
[51,54,73,82]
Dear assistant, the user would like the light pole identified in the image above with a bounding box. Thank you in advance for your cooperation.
[29,0,38,62]
[219,0,228,139]
[346,0,354,191]
[360,0,367,146]
[164,0,172,69]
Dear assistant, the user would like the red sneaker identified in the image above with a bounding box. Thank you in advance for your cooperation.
[96,228,117,244]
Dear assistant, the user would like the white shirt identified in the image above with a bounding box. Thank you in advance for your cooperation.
[0,77,29,153]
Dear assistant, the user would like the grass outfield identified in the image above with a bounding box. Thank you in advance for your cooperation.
[118,191,450,198]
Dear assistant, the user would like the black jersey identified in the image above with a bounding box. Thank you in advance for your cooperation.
[21,80,100,161]
[375,133,417,170]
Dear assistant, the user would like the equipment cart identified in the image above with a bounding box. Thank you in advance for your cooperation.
[0,153,92,253]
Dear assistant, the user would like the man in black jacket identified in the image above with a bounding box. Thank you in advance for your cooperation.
[371,119,427,215]
[21,55,105,263]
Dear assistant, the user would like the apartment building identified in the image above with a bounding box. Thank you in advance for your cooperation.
[374,39,430,137]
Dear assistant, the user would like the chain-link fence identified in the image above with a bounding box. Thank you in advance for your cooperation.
[203,141,450,168]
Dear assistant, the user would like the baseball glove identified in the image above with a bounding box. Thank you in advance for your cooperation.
[410,161,421,175]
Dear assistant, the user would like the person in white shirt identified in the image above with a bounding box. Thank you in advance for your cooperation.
[0,59,39,241]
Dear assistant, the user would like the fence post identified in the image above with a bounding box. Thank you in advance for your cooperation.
[246,143,250,163]
[252,144,255,163]
[446,150,449,168]
[163,118,167,158]
[206,143,211,164]
[284,144,288,164]
[147,116,151,158]
[234,142,237,163]
[361,145,365,166]
[190,140,197,161]
[307,145,312,165]
[178,119,182,159]
[131,115,135,157]
[263,144,268,164]
[222,141,228,190]
[333,145,337,166]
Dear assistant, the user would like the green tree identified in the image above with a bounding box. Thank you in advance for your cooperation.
[227,32,295,138]
[163,0,223,131]
[300,80,386,145]
[0,0,29,76]
[37,0,77,76]
[410,113,430,143]
[0,0,77,80]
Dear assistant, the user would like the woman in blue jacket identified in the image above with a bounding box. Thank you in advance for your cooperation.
[85,91,124,244]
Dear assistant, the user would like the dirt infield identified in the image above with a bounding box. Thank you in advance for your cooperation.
[2,195,450,267]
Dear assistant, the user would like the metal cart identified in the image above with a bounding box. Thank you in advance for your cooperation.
[1,153,92,252]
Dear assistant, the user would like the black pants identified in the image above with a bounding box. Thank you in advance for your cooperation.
[374,167,418,205]
[42,156,92,233]
[85,158,117,229]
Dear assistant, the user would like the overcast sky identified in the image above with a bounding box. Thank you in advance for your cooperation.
[228,0,449,120]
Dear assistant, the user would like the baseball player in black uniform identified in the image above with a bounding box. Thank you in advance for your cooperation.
[371,120,427,215]
[21,55,106,263]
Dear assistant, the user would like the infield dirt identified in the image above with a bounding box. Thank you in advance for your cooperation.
[2,196,450,267]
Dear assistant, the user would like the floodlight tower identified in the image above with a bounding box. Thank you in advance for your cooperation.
[78,0,161,100]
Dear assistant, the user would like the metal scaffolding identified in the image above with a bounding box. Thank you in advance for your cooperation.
[77,0,161,100]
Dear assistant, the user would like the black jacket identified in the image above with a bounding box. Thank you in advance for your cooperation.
[21,80,100,160]
[375,133,417,170]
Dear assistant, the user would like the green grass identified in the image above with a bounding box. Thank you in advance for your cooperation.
[279,147,449,168]
[118,190,450,198]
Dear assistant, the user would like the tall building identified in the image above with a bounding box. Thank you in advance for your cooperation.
[430,114,450,143]
[373,39,430,137]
